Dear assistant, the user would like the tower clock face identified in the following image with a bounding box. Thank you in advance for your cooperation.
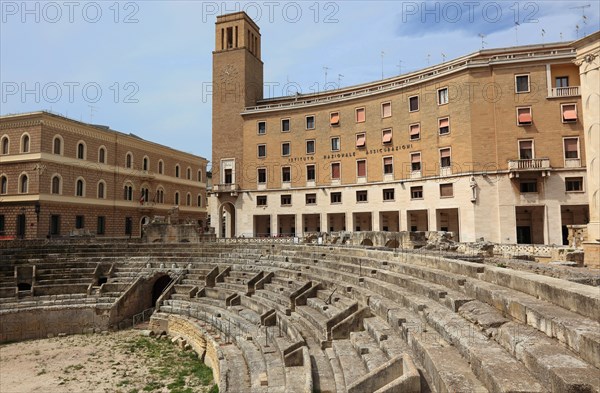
[220,64,238,82]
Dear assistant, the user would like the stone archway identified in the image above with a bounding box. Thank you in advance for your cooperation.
[219,202,236,238]
[361,238,374,247]
[152,275,171,307]
[140,216,150,238]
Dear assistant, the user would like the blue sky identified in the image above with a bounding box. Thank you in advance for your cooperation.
[1,1,598,165]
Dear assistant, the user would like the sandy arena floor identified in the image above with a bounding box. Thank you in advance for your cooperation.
[0,329,215,393]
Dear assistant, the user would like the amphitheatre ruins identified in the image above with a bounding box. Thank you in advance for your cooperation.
[2,9,600,393]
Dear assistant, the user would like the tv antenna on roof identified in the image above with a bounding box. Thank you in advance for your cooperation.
[396,59,403,75]
[569,4,591,36]
[323,66,330,89]
[381,51,385,79]
[478,33,487,49]
[426,54,430,66]
[514,21,520,45]
[441,53,446,63]
[88,105,97,123]
[337,74,344,89]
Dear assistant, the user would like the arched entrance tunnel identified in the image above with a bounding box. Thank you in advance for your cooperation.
[152,275,171,307]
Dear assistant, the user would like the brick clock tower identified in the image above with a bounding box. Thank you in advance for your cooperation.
[211,12,263,237]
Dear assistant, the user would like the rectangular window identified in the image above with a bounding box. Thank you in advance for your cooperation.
[305,193,317,205]
[517,107,532,125]
[356,107,366,123]
[439,117,450,135]
[565,177,583,192]
[383,188,395,201]
[562,104,577,123]
[282,167,291,182]
[281,142,290,156]
[440,183,453,198]
[356,160,366,178]
[383,157,393,174]
[257,168,267,184]
[440,148,451,168]
[515,74,530,93]
[125,217,132,235]
[356,133,366,148]
[381,102,392,118]
[258,144,266,158]
[331,162,341,180]
[50,215,60,235]
[331,192,342,204]
[564,138,579,158]
[0,214,4,235]
[330,112,340,126]
[281,118,290,132]
[306,164,315,181]
[281,195,292,206]
[555,76,569,88]
[306,115,315,130]
[356,190,367,202]
[411,152,421,171]
[382,129,392,144]
[257,121,266,135]
[409,123,420,140]
[437,87,448,105]
[410,186,423,199]
[97,216,105,235]
[257,195,267,206]
[519,140,533,159]
[306,140,315,154]
[409,95,419,112]
[331,137,340,151]
[75,215,85,229]
[520,180,537,193]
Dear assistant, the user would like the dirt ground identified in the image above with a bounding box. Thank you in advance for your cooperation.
[0,329,215,393]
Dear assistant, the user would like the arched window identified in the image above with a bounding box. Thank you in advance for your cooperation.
[141,186,149,202]
[126,153,132,168]
[142,156,149,171]
[97,181,106,199]
[156,188,164,204]
[19,174,28,193]
[186,193,191,206]
[98,147,106,164]
[51,175,61,194]
[0,175,7,194]
[53,136,63,155]
[77,142,85,159]
[186,167,192,180]
[21,134,30,153]
[175,164,180,178]
[158,160,164,174]
[197,194,202,207]
[174,192,180,205]
[1,136,8,155]
[123,183,133,201]
[76,178,85,197]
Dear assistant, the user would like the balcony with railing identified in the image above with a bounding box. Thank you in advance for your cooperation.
[548,86,580,98]
[508,158,551,178]
[212,183,240,196]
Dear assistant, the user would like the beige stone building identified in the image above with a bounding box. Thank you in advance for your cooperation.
[209,13,597,249]
[0,111,208,239]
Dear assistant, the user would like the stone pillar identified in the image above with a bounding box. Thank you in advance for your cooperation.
[573,33,600,267]
[270,214,277,237]
[372,211,381,231]
[320,214,327,234]
[294,214,302,238]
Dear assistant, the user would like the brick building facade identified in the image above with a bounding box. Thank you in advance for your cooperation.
[0,112,208,239]
[210,12,598,249]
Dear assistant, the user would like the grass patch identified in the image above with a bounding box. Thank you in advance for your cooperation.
[125,336,214,392]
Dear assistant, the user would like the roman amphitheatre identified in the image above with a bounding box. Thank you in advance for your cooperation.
[1,232,599,393]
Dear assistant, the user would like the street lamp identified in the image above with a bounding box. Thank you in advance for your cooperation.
[34,202,41,222]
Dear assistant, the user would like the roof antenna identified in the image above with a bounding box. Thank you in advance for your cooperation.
[323,66,330,90]
[569,4,591,37]
[541,29,546,43]
[381,51,385,79]
[337,74,344,89]
[441,53,446,63]
[88,105,97,123]
[396,59,403,75]
[426,54,430,66]
[514,21,520,45]
[478,33,487,49]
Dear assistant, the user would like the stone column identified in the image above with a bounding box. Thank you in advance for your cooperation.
[573,33,600,267]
